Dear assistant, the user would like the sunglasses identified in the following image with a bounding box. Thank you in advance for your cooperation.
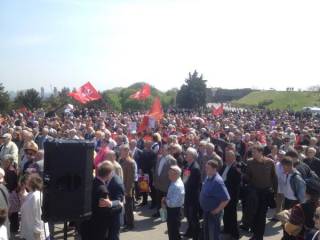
[314,214,320,220]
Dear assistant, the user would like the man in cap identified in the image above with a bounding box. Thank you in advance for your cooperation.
[0,133,18,166]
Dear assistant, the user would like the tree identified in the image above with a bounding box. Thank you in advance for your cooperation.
[0,83,11,113]
[14,88,42,110]
[176,70,207,109]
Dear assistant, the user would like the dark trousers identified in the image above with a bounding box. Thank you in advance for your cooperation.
[142,186,156,205]
[156,189,166,211]
[185,203,200,240]
[167,207,182,240]
[223,198,239,239]
[134,181,140,200]
[107,213,121,240]
[9,212,19,233]
[203,211,222,240]
[251,189,269,240]
[124,196,134,227]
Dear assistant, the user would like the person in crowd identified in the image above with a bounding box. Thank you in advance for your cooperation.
[0,168,9,240]
[8,175,28,235]
[94,138,110,169]
[21,140,39,174]
[281,157,306,207]
[244,144,278,240]
[153,144,177,218]
[105,150,123,180]
[0,208,8,240]
[273,149,286,221]
[103,161,125,240]
[183,147,202,240]
[304,147,320,178]
[285,178,320,240]
[1,154,18,193]
[306,206,320,240]
[200,160,230,240]
[129,139,142,203]
[220,149,241,239]
[20,173,49,240]
[119,144,136,231]
[162,165,185,240]
[35,127,53,150]
[151,133,161,154]
[286,150,317,180]
[0,133,18,166]
[139,140,157,207]
[82,160,123,240]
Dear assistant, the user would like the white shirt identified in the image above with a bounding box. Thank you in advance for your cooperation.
[0,225,8,240]
[20,191,49,240]
[282,173,297,201]
[221,164,232,181]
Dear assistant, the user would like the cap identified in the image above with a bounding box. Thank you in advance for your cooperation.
[1,133,11,140]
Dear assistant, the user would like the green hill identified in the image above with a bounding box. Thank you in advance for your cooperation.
[234,90,320,111]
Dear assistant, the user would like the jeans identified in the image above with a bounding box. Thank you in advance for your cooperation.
[203,211,222,240]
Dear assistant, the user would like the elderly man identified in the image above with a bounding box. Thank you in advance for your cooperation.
[201,143,222,180]
[153,144,177,218]
[304,147,320,178]
[183,147,202,240]
[162,165,185,240]
[219,150,241,239]
[200,160,230,240]
[0,133,18,166]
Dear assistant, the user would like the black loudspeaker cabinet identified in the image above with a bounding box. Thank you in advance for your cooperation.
[42,139,94,222]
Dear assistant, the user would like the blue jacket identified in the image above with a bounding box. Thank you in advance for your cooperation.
[290,170,306,203]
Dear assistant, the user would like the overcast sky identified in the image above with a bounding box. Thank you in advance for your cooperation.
[1,0,320,92]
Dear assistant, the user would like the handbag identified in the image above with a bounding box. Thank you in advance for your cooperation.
[138,174,150,193]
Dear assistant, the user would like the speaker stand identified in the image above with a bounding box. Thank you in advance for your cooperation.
[63,221,68,240]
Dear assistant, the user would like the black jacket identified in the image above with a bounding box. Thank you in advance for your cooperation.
[183,161,201,205]
[219,163,241,201]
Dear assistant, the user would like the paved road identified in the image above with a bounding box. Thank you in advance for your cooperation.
[120,205,282,240]
[43,204,282,239]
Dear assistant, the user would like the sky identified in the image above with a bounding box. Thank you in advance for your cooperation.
[1,0,320,93]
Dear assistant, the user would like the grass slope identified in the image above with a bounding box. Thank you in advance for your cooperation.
[234,90,320,110]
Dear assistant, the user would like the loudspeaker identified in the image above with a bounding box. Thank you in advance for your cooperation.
[42,139,94,222]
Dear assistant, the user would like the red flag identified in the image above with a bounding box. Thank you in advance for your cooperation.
[148,97,164,121]
[69,82,101,104]
[212,103,224,117]
[129,84,151,100]
[137,115,149,133]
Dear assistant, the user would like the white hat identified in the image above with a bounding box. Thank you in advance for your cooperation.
[1,133,11,140]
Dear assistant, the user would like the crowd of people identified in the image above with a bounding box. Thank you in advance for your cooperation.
[0,106,320,240]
